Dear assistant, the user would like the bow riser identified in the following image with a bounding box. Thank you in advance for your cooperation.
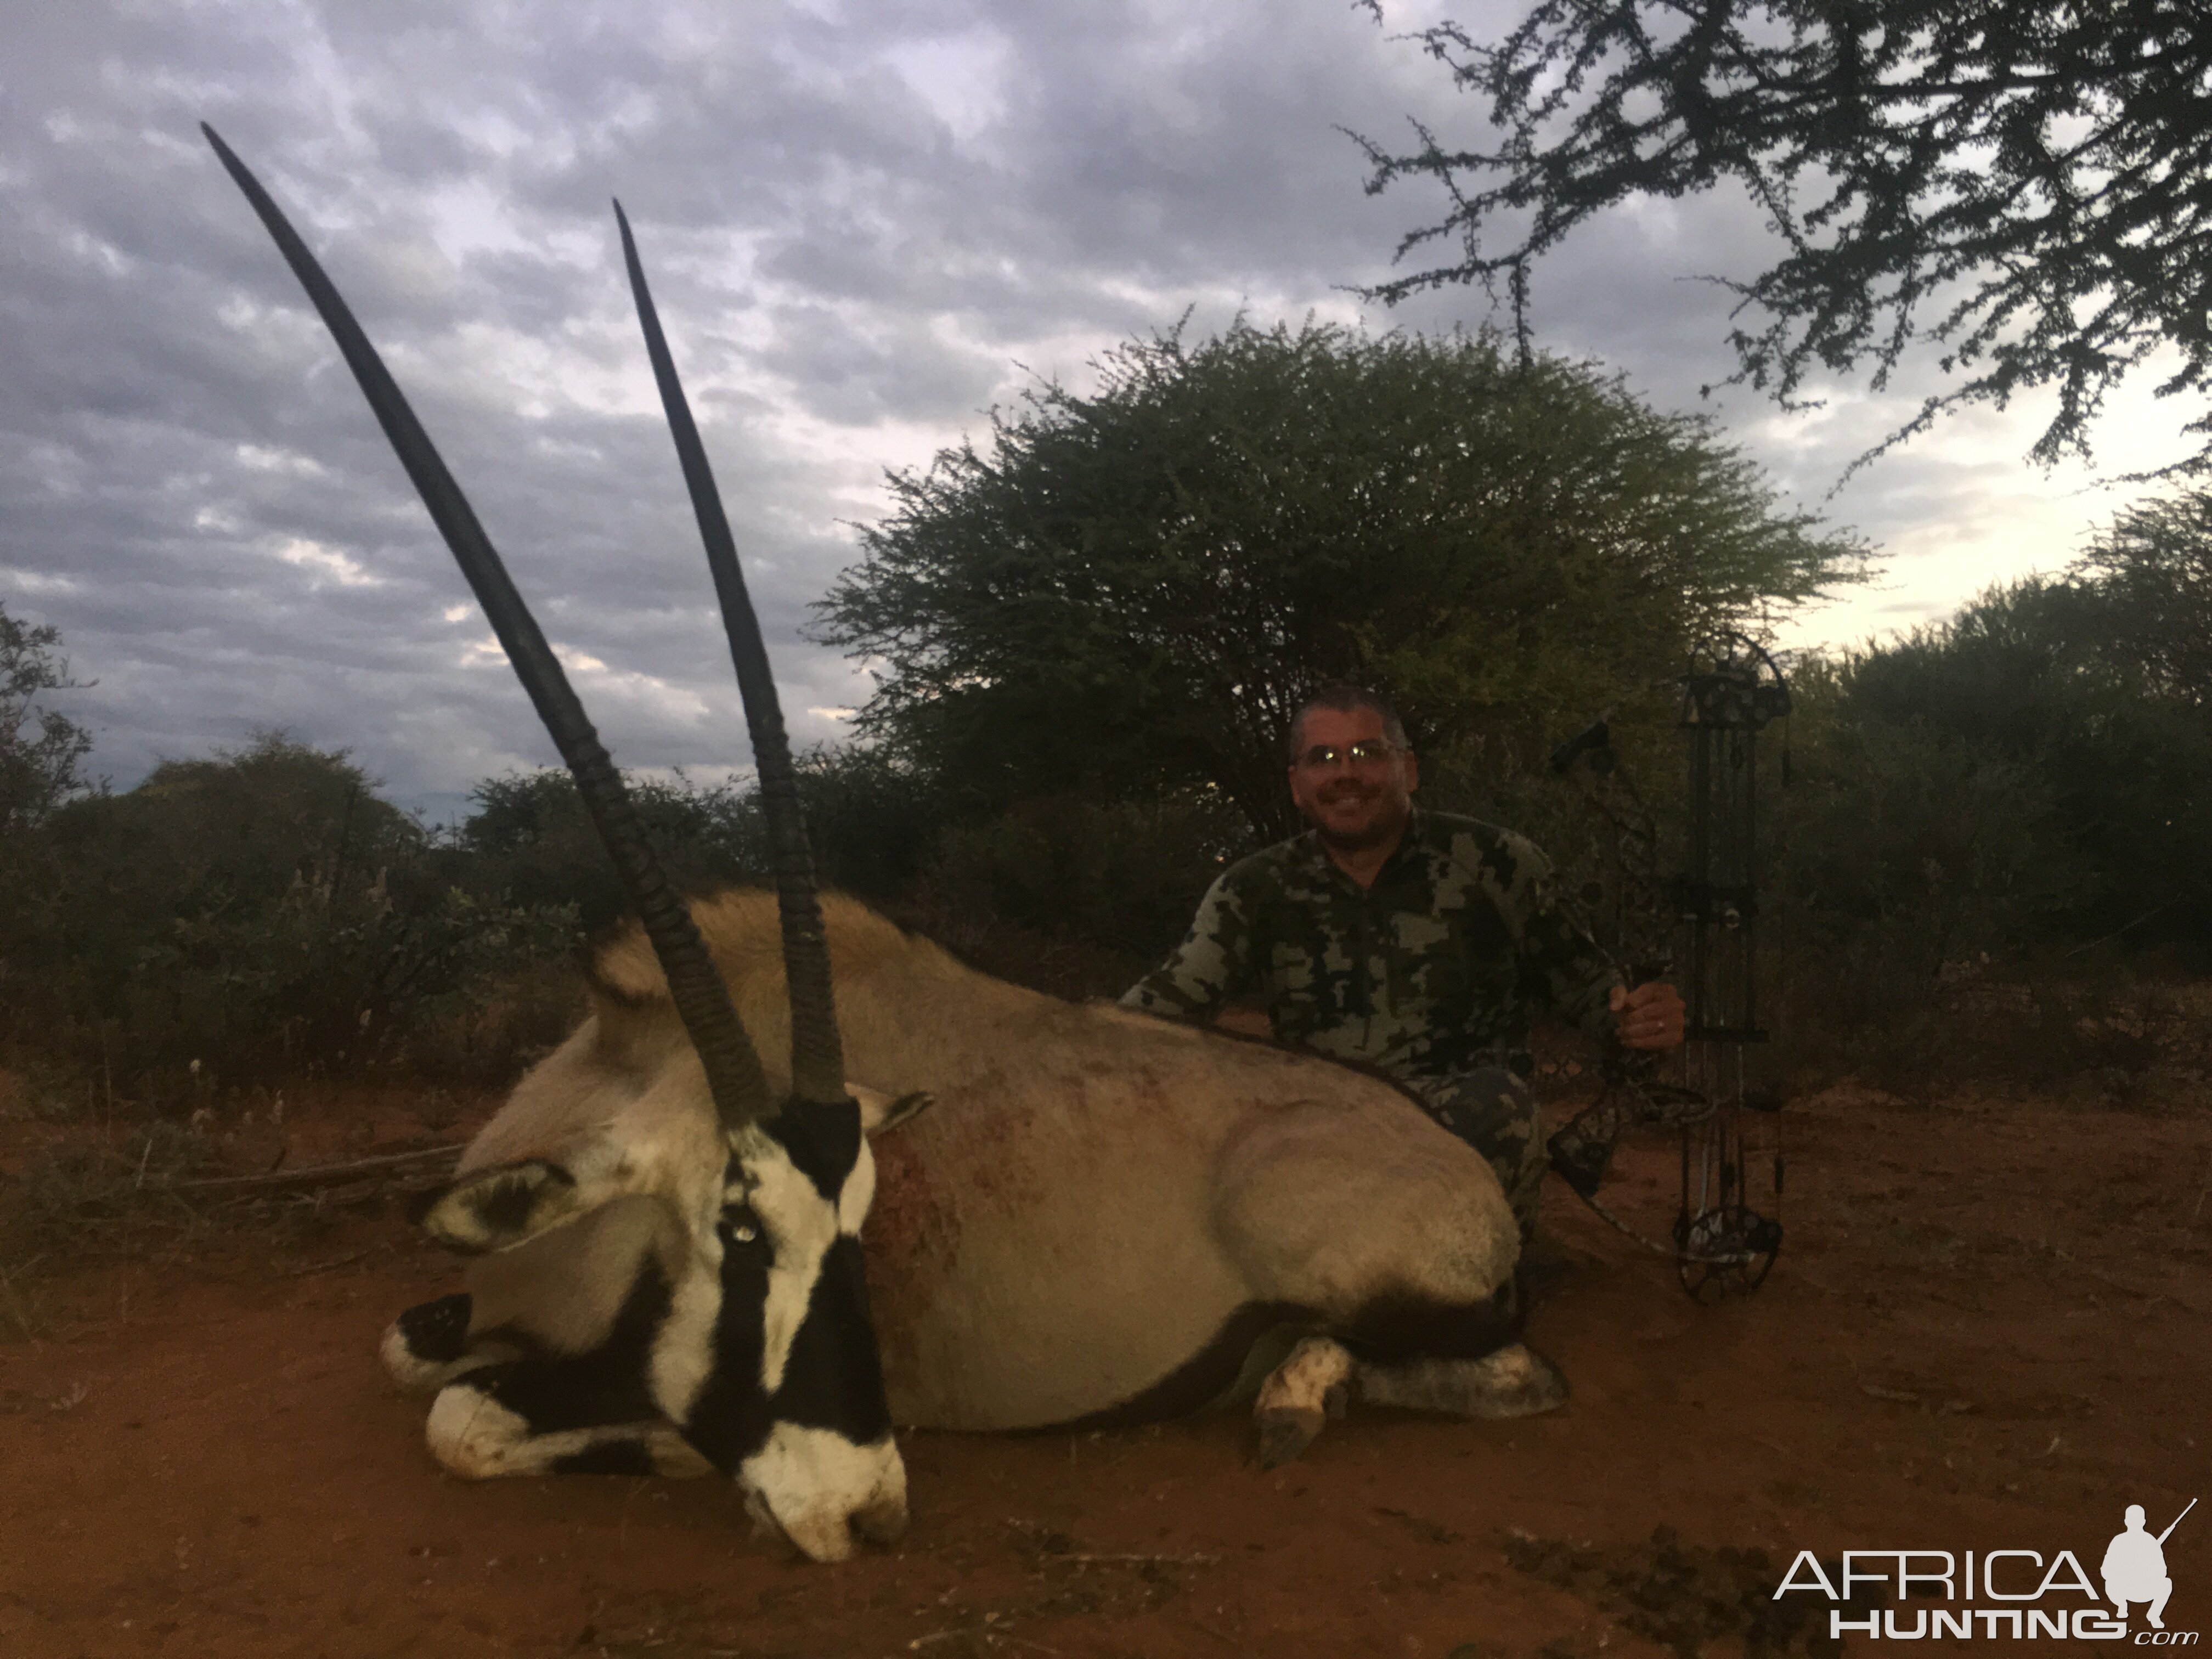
[1547,634,1791,1299]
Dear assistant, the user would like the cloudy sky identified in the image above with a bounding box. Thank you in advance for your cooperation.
[4,0,2192,819]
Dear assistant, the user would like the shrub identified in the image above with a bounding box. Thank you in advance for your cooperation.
[0,736,576,1104]
[455,743,945,928]
[0,598,94,835]
[921,791,1248,966]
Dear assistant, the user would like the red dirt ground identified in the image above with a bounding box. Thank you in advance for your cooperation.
[2,1082,2206,1658]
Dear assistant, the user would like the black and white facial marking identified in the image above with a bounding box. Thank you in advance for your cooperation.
[397,1098,902,1561]
[658,1100,905,1562]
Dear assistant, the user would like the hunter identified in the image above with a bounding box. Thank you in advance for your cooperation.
[1121,684,1685,1242]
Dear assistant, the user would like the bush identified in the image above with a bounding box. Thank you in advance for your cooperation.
[454,766,755,932]
[0,736,577,1104]
[455,743,945,928]
[1415,693,1689,973]
[1843,578,2212,947]
[1420,649,2104,1091]
[921,791,1248,968]
[1757,653,2155,1090]
[0,598,93,835]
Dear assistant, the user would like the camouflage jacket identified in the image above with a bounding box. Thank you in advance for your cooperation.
[1120,809,1622,1082]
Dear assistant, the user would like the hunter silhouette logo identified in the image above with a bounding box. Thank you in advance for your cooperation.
[2107,1500,2193,1632]
[1773,1496,2198,1641]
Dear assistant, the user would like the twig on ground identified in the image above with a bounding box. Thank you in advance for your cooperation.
[910,1633,1058,1656]
[2084,1266,2207,1318]
[1171,1615,1244,1650]
[0,1264,42,1349]
[286,1249,371,1277]
[1042,1551,1220,1568]
[167,1143,463,1198]
[2059,904,2171,958]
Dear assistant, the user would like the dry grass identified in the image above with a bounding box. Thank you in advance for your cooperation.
[0,1120,218,1278]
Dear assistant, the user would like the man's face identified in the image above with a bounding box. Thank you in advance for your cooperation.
[1286,706,1419,852]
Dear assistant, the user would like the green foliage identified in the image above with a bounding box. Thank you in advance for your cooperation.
[1355,0,2212,475]
[815,318,1860,840]
[1411,643,2079,1085]
[1417,709,1686,968]
[1414,613,2179,1091]
[1787,656,2075,945]
[1744,493,2212,1080]
[0,598,93,834]
[0,736,577,1102]
[9,457,2204,1113]
[0,720,951,1104]
[456,743,942,928]
[455,766,758,932]
[2074,487,2212,705]
[922,791,1246,963]
[786,742,948,902]
[1839,572,2212,944]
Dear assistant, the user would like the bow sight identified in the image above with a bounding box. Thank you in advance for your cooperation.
[1547,633,1790,1300]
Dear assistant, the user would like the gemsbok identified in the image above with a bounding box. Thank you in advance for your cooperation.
[206,129,1567,1565]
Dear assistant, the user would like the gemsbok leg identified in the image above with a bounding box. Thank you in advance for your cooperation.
[385,1279,716,1481]
[424,1362,713,1480]
[1215,1099,1568,1464]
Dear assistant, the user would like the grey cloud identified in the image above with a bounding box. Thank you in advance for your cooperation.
[1,0,2138,813]
[756,300,1004,426]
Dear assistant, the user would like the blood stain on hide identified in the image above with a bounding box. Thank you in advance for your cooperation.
[862,1127,960,1369]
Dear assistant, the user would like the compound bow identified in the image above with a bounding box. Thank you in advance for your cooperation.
[1544,634,1790,1300]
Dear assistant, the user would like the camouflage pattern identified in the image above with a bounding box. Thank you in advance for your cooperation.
[1406,1066,1548,1240]
[1121,809,1624,1235]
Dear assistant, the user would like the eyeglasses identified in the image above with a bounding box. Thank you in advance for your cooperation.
[1294,740,1401,770]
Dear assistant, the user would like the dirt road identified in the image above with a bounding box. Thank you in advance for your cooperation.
[2,1084,2205,1657]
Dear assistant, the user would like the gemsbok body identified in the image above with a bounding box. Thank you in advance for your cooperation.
[391,889,1565,1472]
[205,131,1565,1565]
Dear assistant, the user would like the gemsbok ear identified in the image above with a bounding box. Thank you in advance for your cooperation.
[413,1161,583,1255]
[849,1085,934,1136]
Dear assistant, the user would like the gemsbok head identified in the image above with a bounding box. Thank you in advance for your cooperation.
[204,125,905,1560]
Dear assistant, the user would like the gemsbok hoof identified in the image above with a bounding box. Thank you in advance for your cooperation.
[1255,1406,1327,1468]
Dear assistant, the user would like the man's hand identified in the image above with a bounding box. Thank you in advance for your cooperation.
[1611,981,1685,1051]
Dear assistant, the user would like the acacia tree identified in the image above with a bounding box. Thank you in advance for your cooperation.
[1353,1,2212,474]
[814,319,1860,839]
[0,598,93,833]
[2074,486,2212,704]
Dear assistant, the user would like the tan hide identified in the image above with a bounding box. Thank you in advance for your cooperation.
[463,891,1521,1431]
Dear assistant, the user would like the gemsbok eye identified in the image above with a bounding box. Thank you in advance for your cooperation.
[720,1213,761,1246]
